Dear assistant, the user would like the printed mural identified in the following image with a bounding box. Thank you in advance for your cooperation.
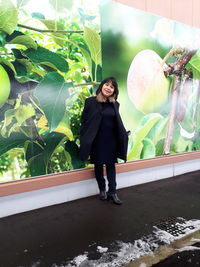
[101,0,200,162]
[0,0,101,182]
[1,0,200,183]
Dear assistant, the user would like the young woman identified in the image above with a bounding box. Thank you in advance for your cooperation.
[79,77,129,205]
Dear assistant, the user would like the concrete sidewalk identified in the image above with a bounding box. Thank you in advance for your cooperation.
[0,170,200,266]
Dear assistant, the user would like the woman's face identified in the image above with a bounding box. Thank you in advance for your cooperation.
[101,81,115,98]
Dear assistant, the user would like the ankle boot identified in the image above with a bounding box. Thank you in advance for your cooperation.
[107,193,123,205]
[99,190,107,200]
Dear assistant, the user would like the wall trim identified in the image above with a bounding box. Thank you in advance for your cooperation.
[1,158,200,218]
[1,151,200,197]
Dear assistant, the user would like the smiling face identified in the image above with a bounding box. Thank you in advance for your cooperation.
[101,81,115,98]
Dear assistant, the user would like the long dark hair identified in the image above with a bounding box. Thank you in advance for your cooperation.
[95,77,119,100]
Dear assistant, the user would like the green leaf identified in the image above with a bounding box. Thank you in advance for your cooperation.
[84,26,101,66]
[0,59,16,75]
[187,51,200,79]
[17,0,30,8]
[175,136,193,153]
[0,0,18,35]
[12,48,26,59]
[79,44,93,79]
[12,60,27,76]
[1,105,35,137]
[28,154,46,177]
[25,141,44,163]
[54,114,74,140]
[31,12,45,19]
[39,19,65,46]
[140,138,155,159]
[25,132,67,176]
[127,113,163,160]
[78,8,96,21]
[155,138,165,156]
[147,117,168,145]
[49,0,73,11]
[135,113,163,141]
[17,58,33,73]
[43,132,67,165]
[22,46,69,73]
[0,132,30,157]
[6,31,23,42]
[25,141,46,176]
[7,35,37,49]
[65,140,85,169]
[34,72,68,132]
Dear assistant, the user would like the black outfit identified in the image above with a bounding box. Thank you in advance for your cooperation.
[90,101,118,164]
[94,163,116,193]
[90,101,118,193]
[79,96,128,194]
[79,96,128,162]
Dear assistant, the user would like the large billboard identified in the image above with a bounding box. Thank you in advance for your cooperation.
[0,0,200,183]
[0,0,101,182]
[101,0,200,162]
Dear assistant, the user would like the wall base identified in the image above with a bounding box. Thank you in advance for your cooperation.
[1,158,200,218]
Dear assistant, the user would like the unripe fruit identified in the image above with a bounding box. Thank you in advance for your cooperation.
[127,49,170,113]
[0,65,10,107]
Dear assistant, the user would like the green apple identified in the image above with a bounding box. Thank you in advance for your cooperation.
[127,49,170,113]
[0,64,10,107]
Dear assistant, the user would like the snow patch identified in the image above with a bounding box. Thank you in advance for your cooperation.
[48,218,200,267]
[176,246,200,252]
[97,246,108,253]
[191,238,200,242]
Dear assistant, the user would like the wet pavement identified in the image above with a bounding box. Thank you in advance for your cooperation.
[154,242,200,267]
[0,170,200,266]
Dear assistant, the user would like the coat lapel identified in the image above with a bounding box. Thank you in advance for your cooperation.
[112,101,119,118]
[95,100,102,112]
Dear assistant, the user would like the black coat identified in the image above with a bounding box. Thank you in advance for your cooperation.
[79,96,128,162]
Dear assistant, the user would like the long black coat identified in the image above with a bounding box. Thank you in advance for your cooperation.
[79,96,128,162]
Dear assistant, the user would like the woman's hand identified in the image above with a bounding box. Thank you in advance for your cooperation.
[126,130,131,136]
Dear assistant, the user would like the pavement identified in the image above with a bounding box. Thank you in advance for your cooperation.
[0,170,200,267]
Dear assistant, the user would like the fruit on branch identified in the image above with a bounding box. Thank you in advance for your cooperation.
[0,65,10,107]
[127,49,170,113]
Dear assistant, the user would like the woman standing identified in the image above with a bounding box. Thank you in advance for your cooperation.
[79,77,128,205]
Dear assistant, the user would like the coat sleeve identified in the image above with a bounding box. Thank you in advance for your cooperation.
[80,98,90,135]
[116,101,130,135]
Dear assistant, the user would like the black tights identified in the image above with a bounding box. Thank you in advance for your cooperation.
[94,163,116,193]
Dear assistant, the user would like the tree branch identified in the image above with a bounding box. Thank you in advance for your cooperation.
[25,116,44,146]
[193,80,200,128]
[164,50,197,77]
[17,23,84,34]
[176,69,193,122]
[72,82,100,87]
[163,74,182,155]
[163,50,197,154]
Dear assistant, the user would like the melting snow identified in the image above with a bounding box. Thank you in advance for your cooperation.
[176,246,200,252]
[97,246,108,253]
[191,238,200,242]
[49,218,200,267]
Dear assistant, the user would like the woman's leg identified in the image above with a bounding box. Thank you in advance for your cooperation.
[94,163,106,191]
[106,163,116,193]
[106,163,122,205]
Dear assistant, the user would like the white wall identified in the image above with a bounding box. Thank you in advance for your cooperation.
[1,158,200,218]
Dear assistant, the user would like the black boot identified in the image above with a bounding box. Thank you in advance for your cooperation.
[107,193,123,205]
[99,190,107,200]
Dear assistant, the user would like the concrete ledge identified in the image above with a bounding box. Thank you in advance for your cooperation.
[1,157,200,218]
[1,151,200,197]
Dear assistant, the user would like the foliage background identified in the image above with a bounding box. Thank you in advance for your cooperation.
[101,0,200,162]
[0,0,101,182]
[1,0,200,183]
